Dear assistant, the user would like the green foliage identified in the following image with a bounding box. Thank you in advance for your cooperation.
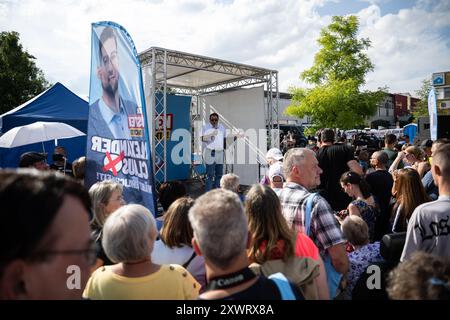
[303,127,317,137]
[287,15,381,129]
[412,77,431,121]
[301,16,373,86]
[286,79,384,130]
[0,31,50,114]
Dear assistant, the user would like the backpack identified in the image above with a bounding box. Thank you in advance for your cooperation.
[249,256,320,299]
[303,193,343,299]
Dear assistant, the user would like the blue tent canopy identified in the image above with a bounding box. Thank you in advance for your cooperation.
[0,82,89,168]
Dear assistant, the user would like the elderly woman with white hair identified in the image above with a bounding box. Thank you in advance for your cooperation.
[83,204,200,300]
[220,173,245,202]
[341,215,383,300]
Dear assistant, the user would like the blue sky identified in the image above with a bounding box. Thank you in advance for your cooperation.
[1,0,449,98]
[318,0,450,38]
[317,0,413,16]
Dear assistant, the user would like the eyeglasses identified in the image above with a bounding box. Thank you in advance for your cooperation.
[31,241,97,266]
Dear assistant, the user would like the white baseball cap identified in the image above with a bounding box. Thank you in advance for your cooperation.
[268,162,284,181]
[266,148,283,161]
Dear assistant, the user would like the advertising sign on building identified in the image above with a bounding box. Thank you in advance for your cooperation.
[432,73,445,86]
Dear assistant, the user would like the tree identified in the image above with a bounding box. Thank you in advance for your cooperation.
[0,31,50,114]
[412,77,431,121]
[286,16,384,130]
[286,79,384,130]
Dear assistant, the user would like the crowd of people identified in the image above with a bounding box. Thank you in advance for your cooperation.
[0,127,449,300]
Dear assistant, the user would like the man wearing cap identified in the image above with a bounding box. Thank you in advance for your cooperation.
[18,152,49,170]
[260,148,284,186]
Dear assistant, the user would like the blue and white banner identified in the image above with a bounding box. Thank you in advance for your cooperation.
[428,87,438,141]
[85,21,156,216]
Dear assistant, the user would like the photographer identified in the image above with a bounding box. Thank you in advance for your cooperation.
[50,146,73,177]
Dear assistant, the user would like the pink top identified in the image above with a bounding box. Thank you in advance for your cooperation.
[295,232,319,261]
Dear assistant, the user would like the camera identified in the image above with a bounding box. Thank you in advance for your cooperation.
[52,153,65,162]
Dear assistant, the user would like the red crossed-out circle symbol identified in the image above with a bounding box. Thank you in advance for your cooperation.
[102,151,125,176]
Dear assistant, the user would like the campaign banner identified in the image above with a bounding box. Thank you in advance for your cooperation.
[428,87,437,141]
[85,21,156,216]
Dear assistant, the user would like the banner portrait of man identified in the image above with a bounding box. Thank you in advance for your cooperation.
[86,21,156,216]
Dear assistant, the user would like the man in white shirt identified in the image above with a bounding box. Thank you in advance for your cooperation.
[401,143,450,261]
[201,113,227,191]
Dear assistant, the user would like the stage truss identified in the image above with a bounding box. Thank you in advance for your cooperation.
[139,47,279,187]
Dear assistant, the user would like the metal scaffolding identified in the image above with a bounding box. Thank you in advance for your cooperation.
[139,47,279,187]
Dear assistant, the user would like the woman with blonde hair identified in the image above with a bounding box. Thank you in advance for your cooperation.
[245,184,329,299]
[152,197,206,290]
[389,145,428,177]
[89,180,125,267]
[391,168,431,232]
[71,156,86,182]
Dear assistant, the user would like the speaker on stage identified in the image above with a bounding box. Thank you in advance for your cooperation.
[437,115,450,139]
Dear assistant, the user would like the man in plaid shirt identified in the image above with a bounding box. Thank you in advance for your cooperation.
[278,148,349,275]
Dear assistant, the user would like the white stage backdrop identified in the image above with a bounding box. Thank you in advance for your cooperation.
[199,86,267,186]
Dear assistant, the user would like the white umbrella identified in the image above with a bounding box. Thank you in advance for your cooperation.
[0,122,86,150]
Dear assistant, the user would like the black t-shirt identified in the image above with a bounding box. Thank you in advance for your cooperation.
[201,276,304,300]
[92,228,114,266]
[366,170,394,240]
[317,144,356,211]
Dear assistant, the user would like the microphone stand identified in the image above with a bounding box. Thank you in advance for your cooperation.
[63,157,67,176]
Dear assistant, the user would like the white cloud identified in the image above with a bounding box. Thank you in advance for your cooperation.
[1,0,449,99]
[358,2,450,95]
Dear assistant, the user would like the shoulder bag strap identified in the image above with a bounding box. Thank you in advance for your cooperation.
[268,272,297,300]
[182,251,197,269]
[304,193,317,237]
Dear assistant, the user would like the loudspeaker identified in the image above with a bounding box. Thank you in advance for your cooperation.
[438,115,450,139]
